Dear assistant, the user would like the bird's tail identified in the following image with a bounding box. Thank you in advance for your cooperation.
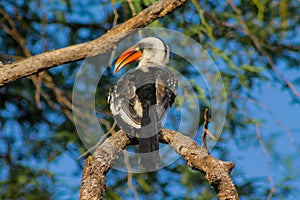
[139,130,160,171]
[139,106,160,171]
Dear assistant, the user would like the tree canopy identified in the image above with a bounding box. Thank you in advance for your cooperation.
[0,0,299,199]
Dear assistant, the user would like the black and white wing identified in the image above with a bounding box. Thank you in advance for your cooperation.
[108,73,143,132]
[108,67,177,133]
[155,71,177,120]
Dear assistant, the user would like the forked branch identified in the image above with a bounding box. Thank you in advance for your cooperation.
[80,128,239,200]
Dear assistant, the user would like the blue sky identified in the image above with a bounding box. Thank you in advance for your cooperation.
[228,79,300,199]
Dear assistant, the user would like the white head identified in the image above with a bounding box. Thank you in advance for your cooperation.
[114,37,169,74]
[135,37,169,67]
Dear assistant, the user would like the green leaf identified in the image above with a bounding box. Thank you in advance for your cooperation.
[240,65,264,74]
[137,176,152,193]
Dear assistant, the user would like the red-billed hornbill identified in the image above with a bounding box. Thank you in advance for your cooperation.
[108,37,177,170]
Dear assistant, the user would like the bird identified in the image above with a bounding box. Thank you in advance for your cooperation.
[108,37,177,171]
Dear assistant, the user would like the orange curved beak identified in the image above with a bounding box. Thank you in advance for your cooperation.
[113,46,142,74]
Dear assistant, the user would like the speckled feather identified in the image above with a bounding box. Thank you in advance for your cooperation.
[108,66,177,134]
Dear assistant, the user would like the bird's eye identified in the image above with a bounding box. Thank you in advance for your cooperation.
[137,44,144,52]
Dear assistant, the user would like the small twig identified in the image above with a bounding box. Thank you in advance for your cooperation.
[108,0,119,68]
[0,7,46,110]
[202,108,209,149]
[203,11,235,28]
[34,72,45,109]
[227,0,300,100]
[127,0,143,39]
[0,6,79,120]
[38,0,49,52]
[201,108,216,150]
[127,0,137,16]
[124,151,139,200]
[0,7,30,57]
[255,124,276,200]
[206,129,217,141]
[233,93,300,153]
[77,121,117,159]
[191,0,215,41]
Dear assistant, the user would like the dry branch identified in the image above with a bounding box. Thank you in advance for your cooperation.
[160,128,239,200]
[0,0,187,87]
[80,130,131,200]
[80,128,239,200]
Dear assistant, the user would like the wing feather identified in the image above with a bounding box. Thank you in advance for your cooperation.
[108,66,177,131]
[108,74,142,129]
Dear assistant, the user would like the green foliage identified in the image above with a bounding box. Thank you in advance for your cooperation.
[0,0,299,199]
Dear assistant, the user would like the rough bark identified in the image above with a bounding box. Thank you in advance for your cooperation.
[80,128,239,200]
[0,0,187,87]
[160,128,239,200]
[80,130,131,200]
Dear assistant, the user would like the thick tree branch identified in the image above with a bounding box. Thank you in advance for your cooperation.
[160,129,239,200]
[0,0,187,87]
[80,130,131,200]
[80,128,239,200]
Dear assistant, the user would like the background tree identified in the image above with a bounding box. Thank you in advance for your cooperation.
[0,0,299,199]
